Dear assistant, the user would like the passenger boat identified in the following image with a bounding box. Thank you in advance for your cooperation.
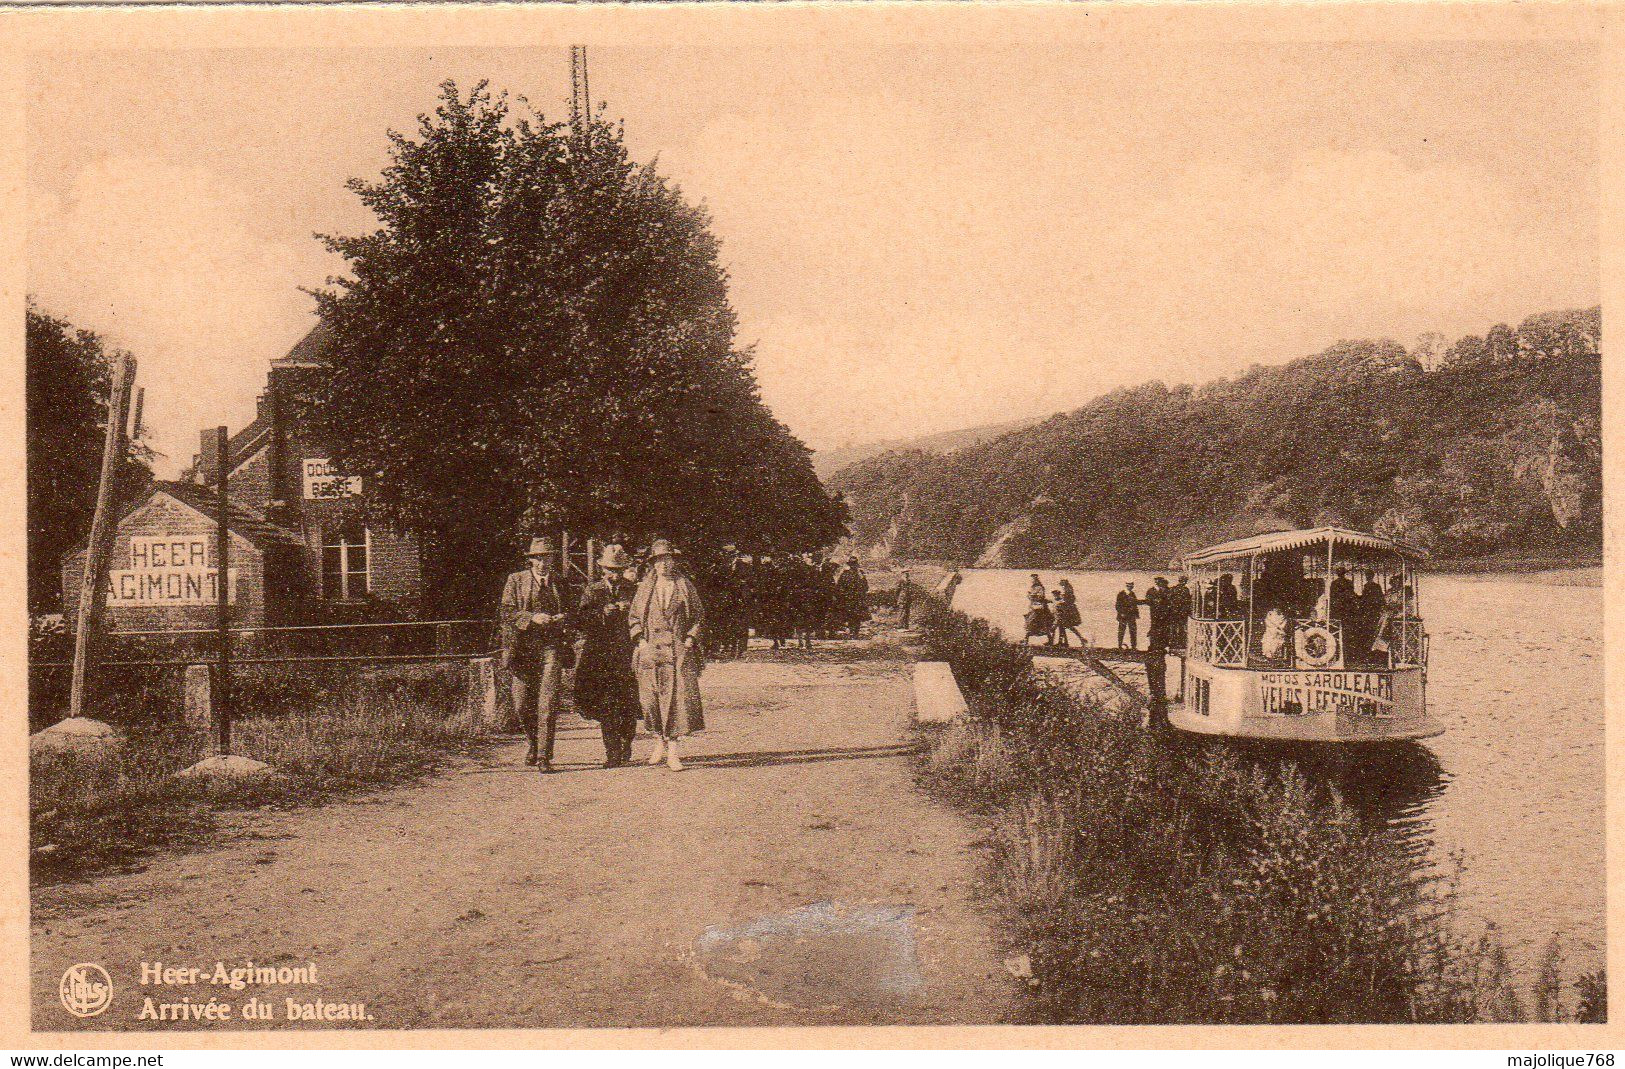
[1169,527,1443,743]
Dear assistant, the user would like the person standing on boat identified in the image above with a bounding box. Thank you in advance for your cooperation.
[1329,567,1357,623]
[1354,570,1386,661]
[573,545,641,768]
[1115,581,1140,650]
[500,537,572,772]
[1370,575,1406,661]
[1327,566,1358,653]
[1216,573,1242,619]
[631,539,706,771]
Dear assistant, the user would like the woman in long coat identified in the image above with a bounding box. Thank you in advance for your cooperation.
[1054,578,1084,648]
[573,545,642,768]
[630,539,706,771]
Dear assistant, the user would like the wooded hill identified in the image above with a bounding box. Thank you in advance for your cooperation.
[829,307,1601,569]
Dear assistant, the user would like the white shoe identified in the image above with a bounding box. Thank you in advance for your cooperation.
[665,740,684,771]
[647,739,667,766]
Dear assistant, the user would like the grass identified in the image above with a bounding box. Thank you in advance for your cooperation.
[30,662,490,885]
[913,595,1606,1025]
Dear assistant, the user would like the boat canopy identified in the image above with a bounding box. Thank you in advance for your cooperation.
[1178,526,1428,568]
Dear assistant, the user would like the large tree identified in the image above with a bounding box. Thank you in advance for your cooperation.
[312,82,846,611]
[25,305,152,613]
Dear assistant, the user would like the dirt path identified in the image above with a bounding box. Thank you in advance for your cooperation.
[33,638,1016,1031]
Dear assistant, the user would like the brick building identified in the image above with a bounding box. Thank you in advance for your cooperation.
[62,322,425,631]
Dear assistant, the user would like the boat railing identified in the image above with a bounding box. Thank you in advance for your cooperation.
[1189,607,1430,666]
[1187,616,1249,667]
[1187,612,1427,671]
[1389,615,1428,669]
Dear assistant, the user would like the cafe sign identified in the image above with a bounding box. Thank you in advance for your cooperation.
[109,536,238,606]
[302,458,363,501]
[1257,670,1394,719]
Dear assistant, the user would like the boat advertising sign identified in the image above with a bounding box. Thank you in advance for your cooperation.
[1255,670,1395,719]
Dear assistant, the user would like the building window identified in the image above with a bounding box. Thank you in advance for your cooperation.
[322,524,369,601]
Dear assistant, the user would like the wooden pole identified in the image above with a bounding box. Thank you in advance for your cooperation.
[1325,538,1335,623]
[128,387,144,443]
[214,425,232,756]
[67,354,136,721]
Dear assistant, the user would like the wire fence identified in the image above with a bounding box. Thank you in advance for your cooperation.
[28,619,505,731]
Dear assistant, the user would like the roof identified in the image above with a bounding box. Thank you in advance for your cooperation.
[225,415,272,473]
[274,320,333,368]
[1179,526,1428,566]
[66,482,307,558]
[155,481,307,551]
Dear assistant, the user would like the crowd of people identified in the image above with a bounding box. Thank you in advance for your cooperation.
[700,549,871,657]
[499,535,872,775]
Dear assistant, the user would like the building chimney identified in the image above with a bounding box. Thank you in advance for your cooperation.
[198,428,221,487]
[266,384,289,519]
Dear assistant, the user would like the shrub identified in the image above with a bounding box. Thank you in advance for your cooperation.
[916,594,1598,1024]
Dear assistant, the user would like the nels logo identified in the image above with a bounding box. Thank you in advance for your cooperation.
[59,963,113,1018]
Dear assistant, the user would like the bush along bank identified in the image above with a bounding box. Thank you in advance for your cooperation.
[913,597,1605,1024]
[31,661,490,885]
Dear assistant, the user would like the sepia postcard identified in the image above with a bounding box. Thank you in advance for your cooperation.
[0,0,1620,1052]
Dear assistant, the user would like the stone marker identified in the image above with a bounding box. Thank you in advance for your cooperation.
[29,716,120,757]
[912,661,968,724]
[467,657,499,731]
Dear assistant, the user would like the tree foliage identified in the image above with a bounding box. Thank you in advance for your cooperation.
[833,307,1601,568]
[311,82,846,610]
[26,304,152,612]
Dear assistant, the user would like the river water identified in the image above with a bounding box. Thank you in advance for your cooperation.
[950,568,1605,978]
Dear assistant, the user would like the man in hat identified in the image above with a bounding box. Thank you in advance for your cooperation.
[1115,580,1140,650]
[573,544,641,768]
[500,537,572,771]
[1167,574,1193,652]
[630,538,705,771]
[1144,576,1172,653]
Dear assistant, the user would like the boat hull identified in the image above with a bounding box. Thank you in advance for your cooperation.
[1170,661,1442,743]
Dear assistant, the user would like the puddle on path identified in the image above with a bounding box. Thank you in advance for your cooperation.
[695,901,922,1010]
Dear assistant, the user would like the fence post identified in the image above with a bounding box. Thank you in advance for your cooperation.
[183,663,213,737]
[468,656,498,731]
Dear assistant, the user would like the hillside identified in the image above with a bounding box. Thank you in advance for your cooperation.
[811,416,1042,479]
[829,308,1601,569]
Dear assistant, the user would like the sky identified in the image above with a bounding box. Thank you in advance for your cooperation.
[27,39,1599,477]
